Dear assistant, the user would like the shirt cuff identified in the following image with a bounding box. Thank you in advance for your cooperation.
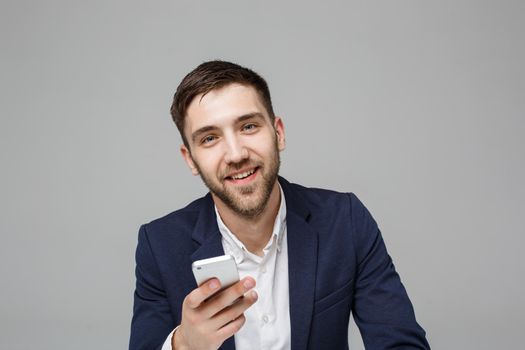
[161,325,181,350]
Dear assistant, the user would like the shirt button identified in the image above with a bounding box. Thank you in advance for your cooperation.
[261,266,267,273]
[262,315,269,323]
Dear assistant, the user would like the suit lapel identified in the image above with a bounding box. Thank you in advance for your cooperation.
[190,233,225,262]
[188,194,235,350]
[281,178,318,350]
[190,193,225,262]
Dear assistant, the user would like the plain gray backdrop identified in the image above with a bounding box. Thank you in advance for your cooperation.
[1,1,524,349]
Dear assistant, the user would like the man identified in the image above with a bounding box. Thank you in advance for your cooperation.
[130,60,430,350]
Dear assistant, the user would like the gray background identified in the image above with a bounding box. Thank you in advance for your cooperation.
[1,0,523,349]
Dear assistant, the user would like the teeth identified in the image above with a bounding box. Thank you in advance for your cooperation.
[231,169,255,180]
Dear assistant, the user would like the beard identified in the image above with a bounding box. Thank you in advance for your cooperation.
[193,143,281,220]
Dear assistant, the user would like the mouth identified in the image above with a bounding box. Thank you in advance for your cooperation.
[225,167,259,184]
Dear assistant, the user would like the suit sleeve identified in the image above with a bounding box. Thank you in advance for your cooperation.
[129,225,175,350]
[349,193,430,349]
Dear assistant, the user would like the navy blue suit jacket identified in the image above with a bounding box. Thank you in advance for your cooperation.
[130,177,430,349]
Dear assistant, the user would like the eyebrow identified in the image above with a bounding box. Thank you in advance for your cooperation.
[191,112,265,143]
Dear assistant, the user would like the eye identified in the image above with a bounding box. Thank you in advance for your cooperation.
[201,135,217,145]
[242,123,258,132]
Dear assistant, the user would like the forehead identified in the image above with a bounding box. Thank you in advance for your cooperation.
[185,83,269,132]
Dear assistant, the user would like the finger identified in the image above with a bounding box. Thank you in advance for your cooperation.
[211,290,258,329]
[185,278,221,309]
[215,314,246,340]
[201,277,256,318]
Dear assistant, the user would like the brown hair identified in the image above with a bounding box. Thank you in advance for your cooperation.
[170,60,275,148]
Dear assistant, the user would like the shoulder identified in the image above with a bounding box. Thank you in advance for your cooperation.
[139,193,211,242]
[281,178,377,244]
[285,180,350,201]
[281,178,366,216]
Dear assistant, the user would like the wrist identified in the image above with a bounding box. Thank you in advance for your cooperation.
[171,325,188,350]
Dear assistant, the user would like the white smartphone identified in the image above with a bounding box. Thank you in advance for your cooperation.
[192,255,240,289]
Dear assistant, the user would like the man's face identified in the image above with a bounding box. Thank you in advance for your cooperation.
[180,83,286,219]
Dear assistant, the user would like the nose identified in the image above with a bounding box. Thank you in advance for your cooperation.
[223,136,249,164]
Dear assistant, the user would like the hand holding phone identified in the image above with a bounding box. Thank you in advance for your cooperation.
[173,255,257,350]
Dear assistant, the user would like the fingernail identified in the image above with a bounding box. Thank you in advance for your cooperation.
[209,280,219,290]
[250,290,258,301]
[243,278,255,289]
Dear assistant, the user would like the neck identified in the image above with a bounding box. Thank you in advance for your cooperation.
[214,181,281,256]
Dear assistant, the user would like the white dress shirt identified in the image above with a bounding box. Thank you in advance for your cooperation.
[163,185,291,350]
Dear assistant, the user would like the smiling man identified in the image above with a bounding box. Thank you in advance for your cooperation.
[181,83,283,227]
[129,61,430,350]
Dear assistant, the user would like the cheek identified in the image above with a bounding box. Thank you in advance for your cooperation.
[193,150,223,174]
[251,132,278,154]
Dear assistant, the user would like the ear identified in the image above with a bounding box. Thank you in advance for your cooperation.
[180,144,200,176]
[274,116,286,151]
